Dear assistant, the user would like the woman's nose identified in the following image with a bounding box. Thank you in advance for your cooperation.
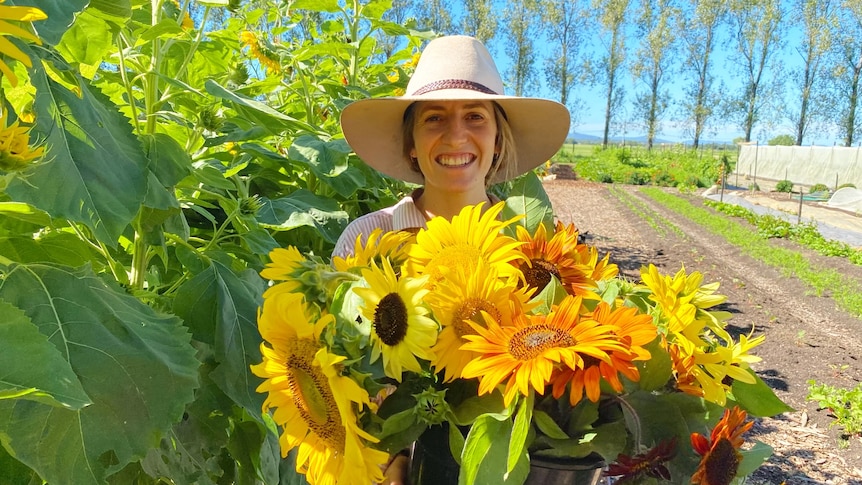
[442,118,468,144]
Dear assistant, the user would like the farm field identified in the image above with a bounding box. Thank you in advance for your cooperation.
[544,178,862,483]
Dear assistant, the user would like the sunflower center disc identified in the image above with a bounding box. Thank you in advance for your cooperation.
[703,437,739,485]
[510,324,575,360]
[290,363,331,427]
[375,292,409,346]
[522,258,560,291]
[453,298,501,337]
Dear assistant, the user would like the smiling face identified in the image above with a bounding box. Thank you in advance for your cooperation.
[407,100,499,195]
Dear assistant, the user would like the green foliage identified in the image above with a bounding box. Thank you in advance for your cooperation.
[810,183,830,193]
[807,380,862,436]
[0,1,436,483]
[748,182,760,191]
[704,200,860,262]
[775,179,794,192]
[838,183,856,189]
[652,191,862,318]
[552,145,734,188]
[767,134,795,146]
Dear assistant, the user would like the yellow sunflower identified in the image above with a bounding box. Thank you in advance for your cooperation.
[691,406,753,485]
[251,292,389,485]
[514,222,598,298]
[0,0,46,87]
[426,261,535,382]
[461,295,626,406]
[353,257,437,380]
[406,201,524,288]
[0,109,44,172]
[239,30,281,74]
[331,228,414,273]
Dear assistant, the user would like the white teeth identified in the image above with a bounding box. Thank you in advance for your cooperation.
[437,154,473,167]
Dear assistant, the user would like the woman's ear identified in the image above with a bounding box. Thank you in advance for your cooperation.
[409,147,417,159]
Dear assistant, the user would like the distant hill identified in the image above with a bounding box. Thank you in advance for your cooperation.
[568,132,675,145]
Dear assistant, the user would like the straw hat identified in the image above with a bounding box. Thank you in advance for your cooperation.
[340,35,570,184]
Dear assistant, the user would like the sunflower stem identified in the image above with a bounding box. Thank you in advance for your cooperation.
[614,394,642,451]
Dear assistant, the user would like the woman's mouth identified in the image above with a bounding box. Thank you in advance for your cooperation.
[436,154,474,167]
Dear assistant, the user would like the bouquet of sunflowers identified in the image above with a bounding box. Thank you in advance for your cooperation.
[251,201,789,485]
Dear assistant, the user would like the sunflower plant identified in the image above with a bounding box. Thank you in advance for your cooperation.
[253,200,792,485]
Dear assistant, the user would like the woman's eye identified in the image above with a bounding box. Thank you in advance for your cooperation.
[424,114,442,122]
[467,113,485,121]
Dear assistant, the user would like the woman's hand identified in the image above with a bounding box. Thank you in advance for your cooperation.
[380,451,410,485]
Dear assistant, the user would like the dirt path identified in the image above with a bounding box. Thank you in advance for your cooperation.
[543,179,862,484]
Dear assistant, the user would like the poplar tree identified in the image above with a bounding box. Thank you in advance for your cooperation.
[677,0,727,149]
[414,0,455,35]
[543,0,589,118]
[790,0,837,145]
[829,0,862,146]
[631,0,678,149]
[727,0,784,143]
[593,0,630,148]
[462,0,498,45]
[502,0,541,97]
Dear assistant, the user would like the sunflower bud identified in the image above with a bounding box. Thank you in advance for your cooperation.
[198,107,223,132]
[413,387,451,426]
[0,112,45,173]
[229,63,249,85]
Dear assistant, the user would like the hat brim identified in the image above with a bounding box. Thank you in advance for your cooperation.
[340,91,570,185]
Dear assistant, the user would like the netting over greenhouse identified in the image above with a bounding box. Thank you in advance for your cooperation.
[827,187,862,214]
[737,145,862,187]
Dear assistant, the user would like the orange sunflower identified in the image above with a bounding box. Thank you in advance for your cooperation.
[461,295,625,406]
[691,406,753,485]
[551,301,657,404]
[514,222,598,297]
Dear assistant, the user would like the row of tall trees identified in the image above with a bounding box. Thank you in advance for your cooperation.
[377,0,862,149]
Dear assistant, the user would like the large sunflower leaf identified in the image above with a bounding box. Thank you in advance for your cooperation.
[7,47,147,245]
[0,299,90,410]
[288,135,367,198]
[256,190,348,243]
[0,263,199,485]
[173,261,266,420]
[4,0,88,46]
[502,171,554,236]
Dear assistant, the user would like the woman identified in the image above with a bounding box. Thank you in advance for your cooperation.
[334,35,570,484]
[334,35,570,260]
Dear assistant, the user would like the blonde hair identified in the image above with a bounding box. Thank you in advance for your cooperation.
[402,102,516,186]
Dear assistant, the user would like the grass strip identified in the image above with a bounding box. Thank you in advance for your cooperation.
[610,186,677,238]
[640,187,862,319]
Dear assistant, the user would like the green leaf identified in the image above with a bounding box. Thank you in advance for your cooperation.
[736,440,773,478]
[5,0,88,46]
[198,0,229,6]
[731,370,794,417]
[257,190,348,243]
[0,263,199,485]
[461,415,530,484]
[451,392,505,426]
[0,233,100,268]
[139,18,185,42]
[9,47,148,245]
[0,300,90,409]
[635,338,673,392]
[173,262,266,420]
[532,410,568,440]
[55,9,115,67]
[448,421,466,466]
[288,135,367,198]
[508,392,532,474]
[0,202,51,227]
[206,80,316,135]
[502,172,554,235]
[291,0,340,12]
[143,133,193,187]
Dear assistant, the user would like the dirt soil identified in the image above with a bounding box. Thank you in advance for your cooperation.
[543,178,862,484]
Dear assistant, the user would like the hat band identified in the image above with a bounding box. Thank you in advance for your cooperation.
[411,79,499,96]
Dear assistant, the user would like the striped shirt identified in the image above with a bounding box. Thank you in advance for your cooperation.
[331,189,427,260]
